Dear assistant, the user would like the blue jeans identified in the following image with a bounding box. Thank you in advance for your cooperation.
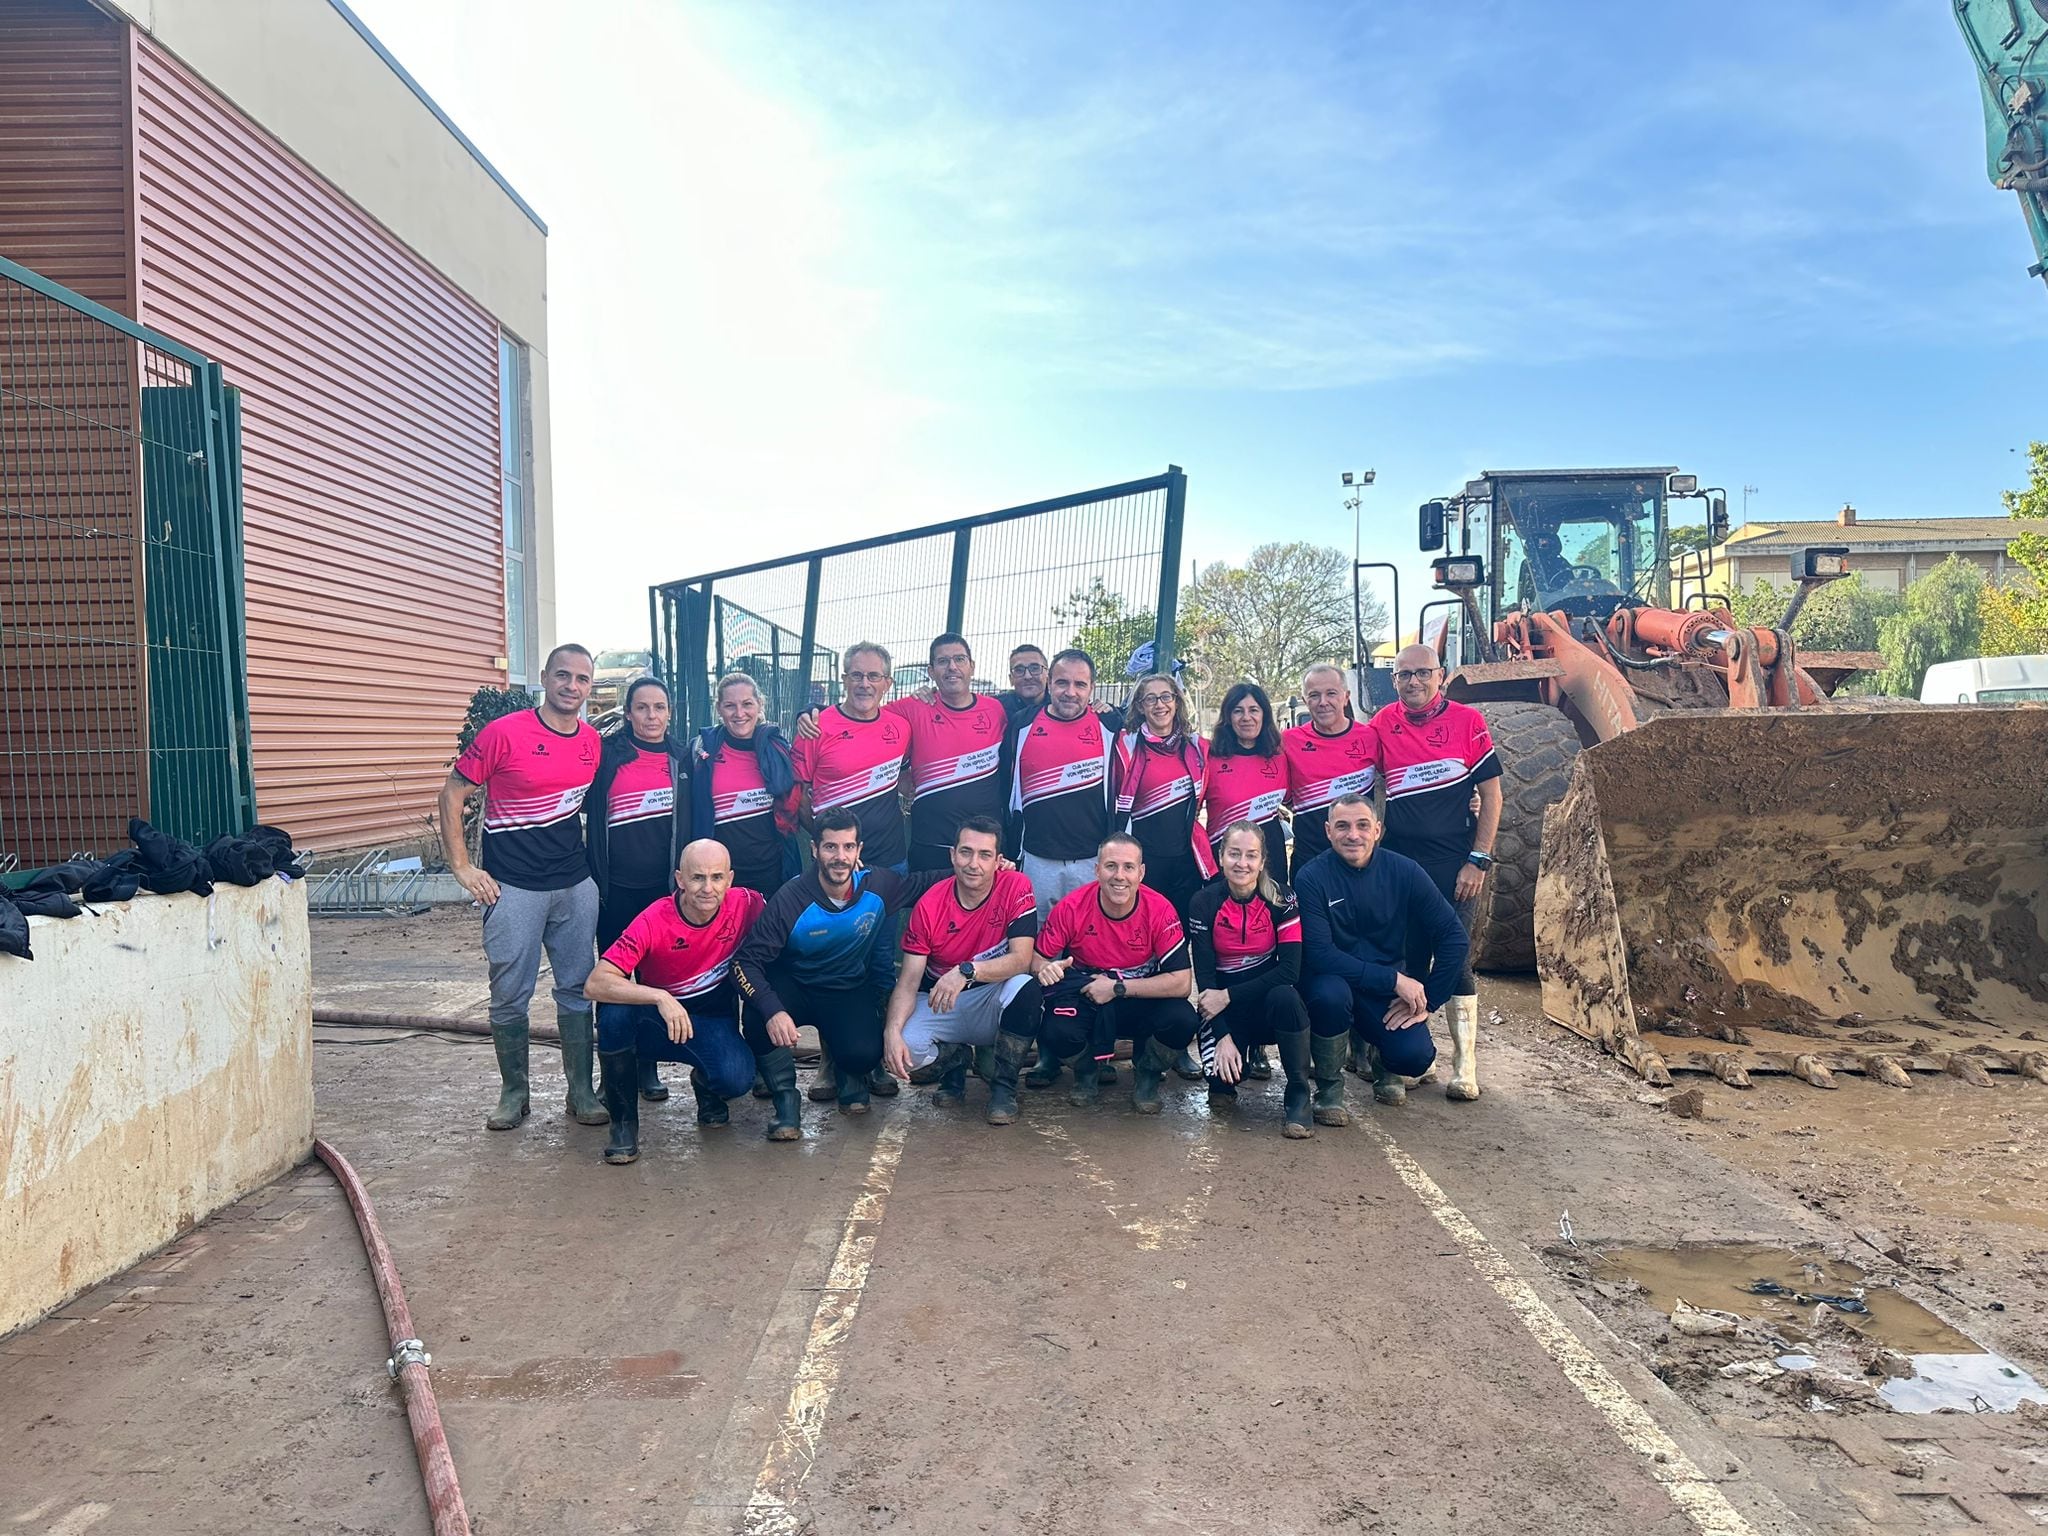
[595,1003,755,1098]
[1301,973,1438,1077]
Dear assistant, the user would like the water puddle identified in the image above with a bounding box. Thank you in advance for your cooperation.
[1595,1242,2048,1414]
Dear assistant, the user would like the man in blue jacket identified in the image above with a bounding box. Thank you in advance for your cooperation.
[1293,792,1468,1126]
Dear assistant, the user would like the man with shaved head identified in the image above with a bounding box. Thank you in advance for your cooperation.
[1365,643,1502,1103]
[584,839,781,1162]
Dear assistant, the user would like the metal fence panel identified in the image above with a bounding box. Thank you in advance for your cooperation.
[650,470,1186,738]
[0,254,251,870]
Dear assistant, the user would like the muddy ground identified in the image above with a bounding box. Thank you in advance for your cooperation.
[5,907,2047,1534]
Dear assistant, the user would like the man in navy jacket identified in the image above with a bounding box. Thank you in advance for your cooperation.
[1292,792,1468,1126]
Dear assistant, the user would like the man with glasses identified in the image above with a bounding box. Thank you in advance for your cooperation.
[792,641,910,1101]
[1366,644,1501,1104]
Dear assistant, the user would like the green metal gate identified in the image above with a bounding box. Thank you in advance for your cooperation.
[0,253,254,872]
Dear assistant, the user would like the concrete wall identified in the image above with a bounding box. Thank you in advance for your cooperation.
[95,0,556,655]
[1,879,313,1338]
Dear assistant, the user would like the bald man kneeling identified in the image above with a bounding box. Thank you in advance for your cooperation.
[584,839,788,1162]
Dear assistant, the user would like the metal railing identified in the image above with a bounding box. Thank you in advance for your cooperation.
[650,469,1187,737]
[0,254,253,871]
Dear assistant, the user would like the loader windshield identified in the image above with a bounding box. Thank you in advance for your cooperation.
[1496,476,1664,617]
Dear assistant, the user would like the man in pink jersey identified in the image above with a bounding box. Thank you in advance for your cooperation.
[880,816,1043,1123]
[893,633,1014,873]
[439,644,608,1132]
[1282,662,1380,882]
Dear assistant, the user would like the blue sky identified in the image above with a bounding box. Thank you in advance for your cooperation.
[347,0,2048,646]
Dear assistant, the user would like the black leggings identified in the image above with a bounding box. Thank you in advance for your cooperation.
[1406,860,1478,997]
[1145,854,1202,921]
[743,970,885,1077]
[1213,984,1309,1051]
[597,880,670,953]
[1039,971,1197,1062]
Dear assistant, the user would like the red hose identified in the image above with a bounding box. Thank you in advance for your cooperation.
[313,1138,473,1536]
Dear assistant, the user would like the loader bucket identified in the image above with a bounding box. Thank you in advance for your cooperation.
[1536,706,2048,1085]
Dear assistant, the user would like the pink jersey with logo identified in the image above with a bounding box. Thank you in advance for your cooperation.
[887,693,1010,848]
[793,705,910,867]
[454,709,600,890]
[602,886,766,1011]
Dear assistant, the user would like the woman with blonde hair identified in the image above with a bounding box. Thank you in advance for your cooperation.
[1183,820,1314,1136]
[1110,670,1215,919]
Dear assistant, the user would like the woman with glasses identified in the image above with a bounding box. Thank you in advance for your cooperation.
[1185,821,1314,1136]
[1111,671,1215,918]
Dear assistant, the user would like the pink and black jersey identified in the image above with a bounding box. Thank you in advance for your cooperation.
[602,886,766,1013]
[1185,880,1303,1034]
[1202,750,1288,845]
[1282,720,1379,865]
[1112,731,1217,878]
[454,709,600,891]
[703,734,794,887]
[887,693,1010,850]
[901,868,1038,988]
[1370,696,1501,872]
[603,745,678,889]
[1035,883,1190,978]
[793,706,910,868]
[1009,707,1113,862]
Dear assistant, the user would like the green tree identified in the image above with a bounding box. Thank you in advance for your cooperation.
[1730,574,1900,652]
[1668,524,1714,557]
[1181,541,1387,698]
[1985,439,2048,653]
[1876,555,1984,696]
[1052,576,1195,684]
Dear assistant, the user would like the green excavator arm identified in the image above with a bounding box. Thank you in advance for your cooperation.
[1956,0,2048,287]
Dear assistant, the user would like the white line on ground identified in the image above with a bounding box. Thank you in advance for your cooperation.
[1031,1120,1216,1251]
[740,1118,910,1536]
[1368,1127,1779,1536]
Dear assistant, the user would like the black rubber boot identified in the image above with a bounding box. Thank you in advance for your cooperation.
[751,1068,772,1099]
[1206,1074,1238,1112]
[1244,1045,1275,1081]
[1025,1045,1063,1091]
[1370,1044,1407,1106]
[986,1030,1032,1125]
[839,1066,873,1116]
[867,1065,900,1098]
[486,1022,530,1130]
[599,1049,639,1164]
[1311,1032,1352,1127]
[931,1044,971,1108]
[972,1044,996,1083]
[1133,1037,1178,1114]
[1278,1027,1314,1139]
[691,1068,730,1127]
[640,1056,669,1103]
[1173,1046,1206,1082]
[761,1049,802,1141]
[809,1039,840,1102]
[1067,1052,1103,1107]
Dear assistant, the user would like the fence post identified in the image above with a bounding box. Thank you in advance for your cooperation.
[646,585,661,690]
[794,557,823,727]
[679,582,713,737]
[1153,465,1187,673]
[201,361,256,829]
[945,527,972,636]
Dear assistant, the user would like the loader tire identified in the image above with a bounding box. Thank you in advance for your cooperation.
[1470,702,1583,975]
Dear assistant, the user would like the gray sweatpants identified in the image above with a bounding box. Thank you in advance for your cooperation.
[482,877,599,1031]
[1021,851,1096,919]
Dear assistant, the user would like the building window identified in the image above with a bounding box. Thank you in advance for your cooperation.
[1861,567,1901,594]
[500,333,535,682]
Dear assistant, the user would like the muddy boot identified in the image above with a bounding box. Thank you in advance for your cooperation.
[1346,1031,1370,1079]
[1173,1046,1206,1082]
[839,1065,873,1116]
[1067,1053,1103,1107]
[1446,995,1480,1102]
[1278,1027,1314,1139]
[761,1049,802,1141]
[486,1022,530,1130]
[599,1049,639,1164]
[809,1039,840,1102]
[907,1056,945,1085]
[1024,1043,1063,1091]
[640,1057,669,1103]
[972,1044,996,1083]
[1244,1045,1274,1081]
[931,1043,971,1108]
[1206,1075,1238,1112]
[986,1031,1032,1125]
[691,1068,730,1128]
[1132,1037,1179,1115]
[1097,1060,1119,1085]
[559,1008,610,1126]
[1370,1044,1407,1106]
[1310,1032,1351,1127]
[867,1065,900,1098]
[751,1069,772,1100]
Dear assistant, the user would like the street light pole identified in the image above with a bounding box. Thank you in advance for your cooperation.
[1341,470,1375,669]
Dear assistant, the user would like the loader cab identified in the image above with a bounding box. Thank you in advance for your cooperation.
[1483,469,1673,623]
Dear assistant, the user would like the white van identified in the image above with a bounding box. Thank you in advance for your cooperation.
[1918,655,2048,703]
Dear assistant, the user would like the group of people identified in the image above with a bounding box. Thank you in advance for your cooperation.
[437,630,1503,1162]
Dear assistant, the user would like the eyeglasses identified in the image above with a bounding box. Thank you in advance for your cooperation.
[1392,669,1440,683]
[844,670,889,684]
[1011,663,1046,677]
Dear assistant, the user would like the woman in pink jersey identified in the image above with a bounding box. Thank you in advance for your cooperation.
[1112,671,1214,918]
[588,677,691,1103]
[1201,681,1290,1080]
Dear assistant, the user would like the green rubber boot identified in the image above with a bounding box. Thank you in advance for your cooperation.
[1370,1043,1407,1106]
[559,1008,610,1125]
[931,1043,971,1108]
[1278,1026,1314,1139]
[986,1030,1032,1125]
[1067,1052,1103,1107]
[1132,1037,1178,1115]
[486,1022,530,1130]
[761,1048,802,1141]
[691,1068,730,1127]
[598,1048,639,1164]
[1310,1032,1352,1128]
[809,1039,840,1103]
[1025,1044,1063,1091]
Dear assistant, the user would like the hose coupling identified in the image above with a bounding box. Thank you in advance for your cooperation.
[388,1338,432,1377]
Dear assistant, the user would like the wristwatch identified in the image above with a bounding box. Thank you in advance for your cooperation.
[1113,978,1128,999]
[1466,850,1495,870]
[959,961,977,984]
